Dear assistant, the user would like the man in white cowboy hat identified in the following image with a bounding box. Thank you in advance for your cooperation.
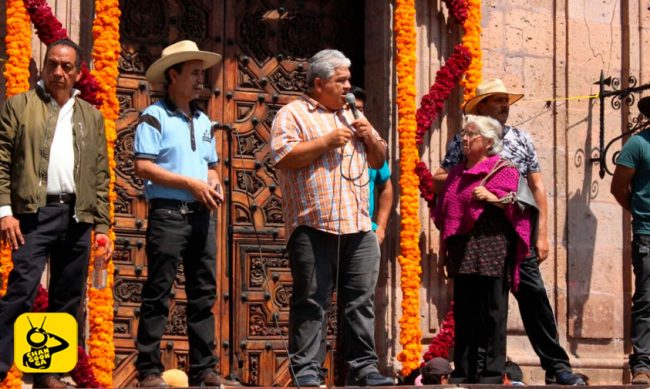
[133,40,237,387]
[610,96,650,385]
[433,78,586,385]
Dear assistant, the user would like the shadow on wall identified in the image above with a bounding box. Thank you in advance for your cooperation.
[563,99,597,356]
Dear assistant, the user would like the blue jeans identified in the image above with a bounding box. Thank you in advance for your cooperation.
[286,226,381,381]
[631,234,650,373]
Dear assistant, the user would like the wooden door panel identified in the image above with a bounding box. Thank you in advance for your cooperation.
[231,240,292,386]
[223,1,363,386]
[113,1,226,387]
[113,1,363,385]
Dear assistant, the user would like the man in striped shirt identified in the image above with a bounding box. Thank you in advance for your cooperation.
[270,49,392,387]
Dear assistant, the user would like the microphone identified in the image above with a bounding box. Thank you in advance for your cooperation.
[345,92,359,119]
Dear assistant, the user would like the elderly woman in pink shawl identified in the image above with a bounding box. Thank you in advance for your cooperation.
[433,114,532,384]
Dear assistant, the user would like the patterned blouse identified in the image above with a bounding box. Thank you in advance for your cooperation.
[445,206,517,278]
[441,125,541,177]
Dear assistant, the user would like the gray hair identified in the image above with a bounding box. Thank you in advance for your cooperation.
[306,49,351,90]
[463,114,503,155]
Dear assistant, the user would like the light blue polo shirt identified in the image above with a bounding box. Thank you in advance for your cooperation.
[134,98,218,201]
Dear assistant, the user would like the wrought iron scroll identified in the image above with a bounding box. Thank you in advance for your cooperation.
[591,71,650,178]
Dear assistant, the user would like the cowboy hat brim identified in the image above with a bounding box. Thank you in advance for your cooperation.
[463,92,524,115]
[145,51,222,83]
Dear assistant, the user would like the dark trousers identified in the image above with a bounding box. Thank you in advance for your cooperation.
[450,274,509,384]
[287,226,380,381]
[0,203,92,376]
[630,234,650,373]
[513,254,572,375]
[135,205,217,382]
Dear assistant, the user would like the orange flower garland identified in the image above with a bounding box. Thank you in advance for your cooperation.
[88,0,120,386]
[1,0,32,295]
[460,0,482,102]
[394,0,422,376]
[1,1,31,387]
[4,0,31,97]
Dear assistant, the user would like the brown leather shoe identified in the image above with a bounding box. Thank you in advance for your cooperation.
[138,374,169,387]
[33,374,71,388]
[191,370,242,387]
[632,371,650,385]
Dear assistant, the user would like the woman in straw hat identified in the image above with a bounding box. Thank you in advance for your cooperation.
[433,114,533,384]
[433,79,586,386]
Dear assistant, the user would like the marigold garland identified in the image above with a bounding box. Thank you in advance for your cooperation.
[414,0,483,367]
[460,0,482,102]
[443,0,468,24]
[394,0,423,376]
[30,285,102,387]
[422,301,455,362]
[415,45,472,145]
[88,0,120,386]
[1,2,31,387]
[4,0,31,96]
[2,0,116,386]
[414,162,436,216]
[1,0,32,296]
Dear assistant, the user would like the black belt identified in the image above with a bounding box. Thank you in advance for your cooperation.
[149,198,206,214]
[46,193,76,204]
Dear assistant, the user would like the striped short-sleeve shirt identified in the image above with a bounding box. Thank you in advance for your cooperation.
[270,95,384,237]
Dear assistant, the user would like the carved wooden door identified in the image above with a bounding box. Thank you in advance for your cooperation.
[111,1,363,387]
[112,1,226,386]
[222,1,363,386]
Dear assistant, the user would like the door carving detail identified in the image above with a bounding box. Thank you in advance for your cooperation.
[115,128,144,190]
[164,304,188,336]
[119,0,167,43]
[112,1,363,386]
[113,279,143,304]
[118,48,150,74]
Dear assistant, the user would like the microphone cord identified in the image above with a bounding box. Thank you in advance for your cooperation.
[339,108,370,187]
[331,110,372,386]
[228,125,299,388]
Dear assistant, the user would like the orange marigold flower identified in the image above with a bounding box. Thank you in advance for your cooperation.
[2,5,31,388]
[87,0,120,386]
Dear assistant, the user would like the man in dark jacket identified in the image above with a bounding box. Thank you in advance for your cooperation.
[0,39,113,388]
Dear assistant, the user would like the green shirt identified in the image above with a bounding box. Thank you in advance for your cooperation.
[616,131,650,234]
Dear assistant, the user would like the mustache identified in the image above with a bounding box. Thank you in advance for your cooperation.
[194,84,204,90]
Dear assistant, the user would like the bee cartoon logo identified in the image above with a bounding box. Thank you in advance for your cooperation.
[14,313,77,373]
